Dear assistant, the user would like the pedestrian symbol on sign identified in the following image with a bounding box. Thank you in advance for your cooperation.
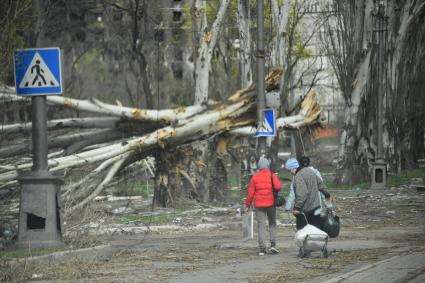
[14,47,62,96]
[255,109,276,137]
[19,52,60,88]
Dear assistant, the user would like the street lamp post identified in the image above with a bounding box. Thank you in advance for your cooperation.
[256,0,266,157]
[371,1,387,189]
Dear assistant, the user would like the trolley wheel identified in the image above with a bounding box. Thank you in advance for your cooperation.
[323,248,328,258]
[298,248,305,258]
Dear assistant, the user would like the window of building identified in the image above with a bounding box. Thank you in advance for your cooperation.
[155,29,165,42]
[175,49,183,61]
[171,62,183,80]
[173,29,182,41]
[173,11,183,23]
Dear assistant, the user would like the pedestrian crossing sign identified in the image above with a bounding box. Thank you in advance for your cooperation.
[255,109,276,137]
[14,47,62,96]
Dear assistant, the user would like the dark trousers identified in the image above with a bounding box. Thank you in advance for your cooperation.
[296,211,321,230]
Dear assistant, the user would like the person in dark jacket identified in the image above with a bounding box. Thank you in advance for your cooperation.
[246,157,282,256]
[284,158,326,230]
[285,157,332,217]
[298,156,332,202]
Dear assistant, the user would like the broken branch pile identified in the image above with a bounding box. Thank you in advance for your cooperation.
[0,69,322,211]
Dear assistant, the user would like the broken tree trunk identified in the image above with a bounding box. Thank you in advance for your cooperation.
[0,69,323,210]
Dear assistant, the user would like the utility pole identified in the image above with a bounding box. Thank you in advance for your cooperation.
[371,0,387,189]
[256,0,266,157]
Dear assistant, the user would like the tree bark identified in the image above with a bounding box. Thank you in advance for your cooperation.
[194,0,230,105]
[156,0,231,207]
[236,0,253,88]
[326,0,425,184]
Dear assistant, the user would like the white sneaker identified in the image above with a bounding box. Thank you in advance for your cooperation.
[259,249,266,256]
[270,247,280,254]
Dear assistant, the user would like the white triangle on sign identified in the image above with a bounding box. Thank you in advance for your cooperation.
[262,117,273,132]
[19,52,59,88]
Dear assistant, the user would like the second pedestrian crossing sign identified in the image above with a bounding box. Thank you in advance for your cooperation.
[14,47,62,96]
[255,109,276,137]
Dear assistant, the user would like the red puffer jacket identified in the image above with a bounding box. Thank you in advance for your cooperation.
[246,169,282,208]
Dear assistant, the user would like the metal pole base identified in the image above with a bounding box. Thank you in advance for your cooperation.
[370,160,387,189]
[16,171,64,248]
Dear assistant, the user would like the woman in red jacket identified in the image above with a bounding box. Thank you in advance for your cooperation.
[245,157,282,255]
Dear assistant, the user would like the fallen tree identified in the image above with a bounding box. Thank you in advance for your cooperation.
[0,69,323,212]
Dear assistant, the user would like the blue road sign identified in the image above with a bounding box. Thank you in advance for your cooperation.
[255,109,276,137]
[14,47,62,96]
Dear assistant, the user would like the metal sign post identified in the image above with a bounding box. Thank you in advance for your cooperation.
[14,47,64,248]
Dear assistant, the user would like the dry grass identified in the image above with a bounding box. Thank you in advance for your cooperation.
[63,202,114,249]
[0,257,101,282]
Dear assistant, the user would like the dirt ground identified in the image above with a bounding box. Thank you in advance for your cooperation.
[1,185,425,282]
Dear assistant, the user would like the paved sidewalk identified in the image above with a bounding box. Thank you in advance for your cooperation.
[164,238,395,283]
[318,251,425,283]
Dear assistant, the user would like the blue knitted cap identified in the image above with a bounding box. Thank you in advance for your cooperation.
[257,157,270,170]
[285,158,299,170]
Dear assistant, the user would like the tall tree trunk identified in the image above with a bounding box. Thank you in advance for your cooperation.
[336,50,372,184]
[130,0,153,109]
[153,0,230,209]
[194,0,230,105]
[326,0,425,184]
[236,0,253,88]
[271,0,290,68]
[235,0,253,206]
[191,0,230,204]
[387,1,425,170]
[153,0,234,207]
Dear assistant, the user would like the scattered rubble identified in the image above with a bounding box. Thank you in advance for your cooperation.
[1,185,424,282]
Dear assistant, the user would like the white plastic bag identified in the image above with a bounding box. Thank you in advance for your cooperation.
[294,224,328,249]
[242,210,254,241]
